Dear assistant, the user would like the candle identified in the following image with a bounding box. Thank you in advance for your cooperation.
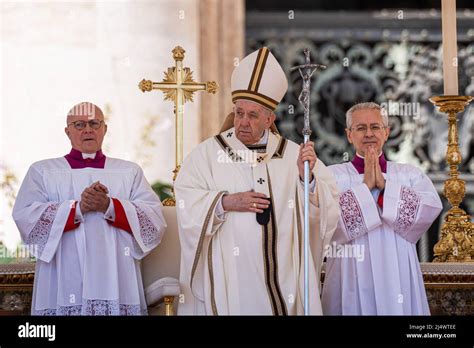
[441,0,459,95]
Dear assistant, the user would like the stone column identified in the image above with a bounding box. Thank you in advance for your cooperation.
[198,0,245,141]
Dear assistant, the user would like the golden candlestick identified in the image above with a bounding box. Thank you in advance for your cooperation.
[139,46,218,206]
[429,95,473,262]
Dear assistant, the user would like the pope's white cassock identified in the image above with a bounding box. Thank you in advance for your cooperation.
[13,150,166,315]
[175,127,339,315]
[321,155,442,315]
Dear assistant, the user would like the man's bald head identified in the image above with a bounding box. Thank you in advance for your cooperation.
[65,102,107,153]
[66,102,104,125]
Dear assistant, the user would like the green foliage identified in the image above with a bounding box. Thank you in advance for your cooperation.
[0,255,17,265]
[151,181,173,202]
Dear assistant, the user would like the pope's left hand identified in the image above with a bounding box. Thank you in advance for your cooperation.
[297,141,317,181]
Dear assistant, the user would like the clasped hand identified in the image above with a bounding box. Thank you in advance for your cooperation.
[80,181,110,214]
[363,146,385,190]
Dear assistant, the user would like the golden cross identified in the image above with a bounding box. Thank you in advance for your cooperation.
[139,46,218,205]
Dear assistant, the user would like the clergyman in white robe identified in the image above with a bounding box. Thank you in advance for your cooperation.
[13,149,166,315]
[175,127,340,315]
[321,154,442,315]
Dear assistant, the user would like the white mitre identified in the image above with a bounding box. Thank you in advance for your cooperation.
[220,47,288,133]
[231,47,288,111]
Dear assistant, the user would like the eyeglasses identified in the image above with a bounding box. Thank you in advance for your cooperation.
[350,124,386,134]
[67,120,104,130]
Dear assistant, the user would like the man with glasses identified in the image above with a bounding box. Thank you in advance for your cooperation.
[321,102,442,315]
[13,102,166,315]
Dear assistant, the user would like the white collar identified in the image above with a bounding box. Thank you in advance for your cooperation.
[252,129,269,145]
[82,152,96,159]
[356,151,383,159]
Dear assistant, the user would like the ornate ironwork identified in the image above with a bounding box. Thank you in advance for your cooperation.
[246,10,474,261]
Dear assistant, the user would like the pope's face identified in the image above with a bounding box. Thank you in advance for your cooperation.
[64,103,107,153]
[346,108,390,156]
[233,100,275,145]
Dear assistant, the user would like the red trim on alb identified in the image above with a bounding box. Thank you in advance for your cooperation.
[107,198,133,234]
[64,201,81,232]
[377,190,384,210]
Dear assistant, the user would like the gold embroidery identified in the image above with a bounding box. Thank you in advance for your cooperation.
[260,167,288,315]
[208,236,218,315]
[249,47,269,92]
[214,134,244,162]
[231,90,278,110]
[272,137,288,158]
[190,191,226,298]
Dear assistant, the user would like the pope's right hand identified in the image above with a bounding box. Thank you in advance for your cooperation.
[222,191,270,213]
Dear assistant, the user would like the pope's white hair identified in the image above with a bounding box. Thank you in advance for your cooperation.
[346,102,388,128]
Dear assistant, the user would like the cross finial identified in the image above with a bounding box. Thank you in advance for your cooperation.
[290,49,326,137]
[138,46,218,205]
